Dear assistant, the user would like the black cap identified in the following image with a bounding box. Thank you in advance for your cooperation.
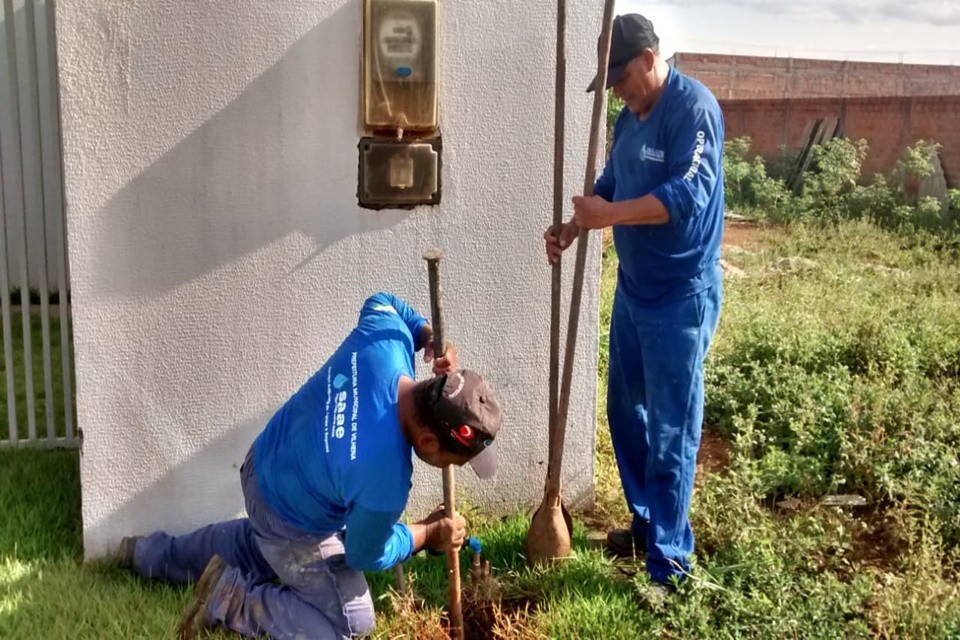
[424,370,502,479]
[586,14,659,92]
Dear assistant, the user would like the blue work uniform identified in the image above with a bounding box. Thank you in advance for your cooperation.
[131,292,429,639]
[596,66,725,585]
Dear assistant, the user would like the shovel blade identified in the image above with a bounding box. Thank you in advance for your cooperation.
[525,498,573,566]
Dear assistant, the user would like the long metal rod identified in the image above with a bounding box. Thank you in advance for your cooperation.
[423,248,463,640]
[545,0,566,499]
[553,0,617,483]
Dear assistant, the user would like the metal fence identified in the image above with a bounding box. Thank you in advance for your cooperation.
[1,0,76,450]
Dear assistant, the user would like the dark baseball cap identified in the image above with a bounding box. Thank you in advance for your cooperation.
[586,13,660,92]
[424,370,502,479]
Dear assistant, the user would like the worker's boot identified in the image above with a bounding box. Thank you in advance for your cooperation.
[637,579,675,610]
[114,536,143,569]
[178,554,226,640]
[605,528,647,559]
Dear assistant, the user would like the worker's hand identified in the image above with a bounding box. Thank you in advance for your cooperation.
[423,503,447,521]
[425,511,468,553]
[413,505,468,555]
[543,220,579,265]
[572,194,614,230]
[421,325,458,375]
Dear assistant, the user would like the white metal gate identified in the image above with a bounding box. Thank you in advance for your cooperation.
[0,0,76,449]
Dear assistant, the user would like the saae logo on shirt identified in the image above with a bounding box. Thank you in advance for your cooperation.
[324,352,360,458]
[333,390,348,439]
[641,144,665,163]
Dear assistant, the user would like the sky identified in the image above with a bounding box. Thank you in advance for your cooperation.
[618,0,960,65]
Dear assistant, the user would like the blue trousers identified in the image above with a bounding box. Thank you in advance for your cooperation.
[132,445,376,639]
[606,279,722,584]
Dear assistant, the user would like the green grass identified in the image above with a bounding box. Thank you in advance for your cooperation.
[0,449,194,639]
[708,221,960,543]
[3,219,960,638]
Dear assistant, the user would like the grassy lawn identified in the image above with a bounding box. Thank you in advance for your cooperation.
[3,219,960,638]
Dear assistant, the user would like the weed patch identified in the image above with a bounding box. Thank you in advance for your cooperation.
[4,219,960,637]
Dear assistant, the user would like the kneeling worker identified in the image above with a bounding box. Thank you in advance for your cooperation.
[117,291,503,639]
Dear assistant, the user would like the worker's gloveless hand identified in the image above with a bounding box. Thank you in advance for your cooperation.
[421,503,447,524]
[572,194,614,230]
[421,325,459,375]
[543,220,580,264]
[419,504,468,553]
[427,512,468,553]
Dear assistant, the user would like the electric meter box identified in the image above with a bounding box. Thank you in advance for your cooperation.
[357,136,442,209]
[362,0,439,133]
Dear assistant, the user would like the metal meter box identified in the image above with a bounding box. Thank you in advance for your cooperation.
[362,0,439,134]
[357,136,441,209]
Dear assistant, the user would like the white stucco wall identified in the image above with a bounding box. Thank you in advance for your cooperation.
[55,0,605,558]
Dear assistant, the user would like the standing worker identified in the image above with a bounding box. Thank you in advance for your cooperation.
[544,13,725,596]
[115,291,503,639]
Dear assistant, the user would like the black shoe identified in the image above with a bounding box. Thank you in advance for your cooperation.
[115,536,142,568]
[605,528,647,558]
[178,555,226,640]
[637,580,675,610]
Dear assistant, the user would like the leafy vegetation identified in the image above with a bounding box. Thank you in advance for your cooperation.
[724,135,960,237]
[2,126,960,637]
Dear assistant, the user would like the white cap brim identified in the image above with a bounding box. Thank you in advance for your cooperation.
[468,441,498,479]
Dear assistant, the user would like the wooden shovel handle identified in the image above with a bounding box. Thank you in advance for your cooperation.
[548,0,617,499]
[422,249,463,640]
[547,0,566,498]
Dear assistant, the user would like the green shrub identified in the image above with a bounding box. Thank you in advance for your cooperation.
[705,221,960,546]
[803,138,868,217]
[723,137,792,218]
[722,137,960,240]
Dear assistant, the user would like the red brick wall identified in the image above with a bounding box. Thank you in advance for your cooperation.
[720,96,960,186]
[671,52,960,100]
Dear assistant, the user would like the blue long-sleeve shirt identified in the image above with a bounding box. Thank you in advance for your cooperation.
[595,66,725,302]
[252,292,429,572]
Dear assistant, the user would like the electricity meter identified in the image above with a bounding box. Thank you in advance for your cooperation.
[362,0,439,134]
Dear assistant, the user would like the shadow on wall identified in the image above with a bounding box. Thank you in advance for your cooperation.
[89,0,408,297]
[86,408,275,556]
[80,1,410,554]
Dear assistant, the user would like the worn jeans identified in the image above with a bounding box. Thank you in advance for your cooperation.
[132,444,376,639]
[606,278,722,585]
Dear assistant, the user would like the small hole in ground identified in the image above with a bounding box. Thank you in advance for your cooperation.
[454,595,537,640]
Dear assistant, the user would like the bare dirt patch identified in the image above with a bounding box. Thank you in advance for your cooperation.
[386,563,545,640]
[723,219,770,252]
[604,219,769,255]
[849,509,904,572]
[697,429,732,477]
[461,594,544,640]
